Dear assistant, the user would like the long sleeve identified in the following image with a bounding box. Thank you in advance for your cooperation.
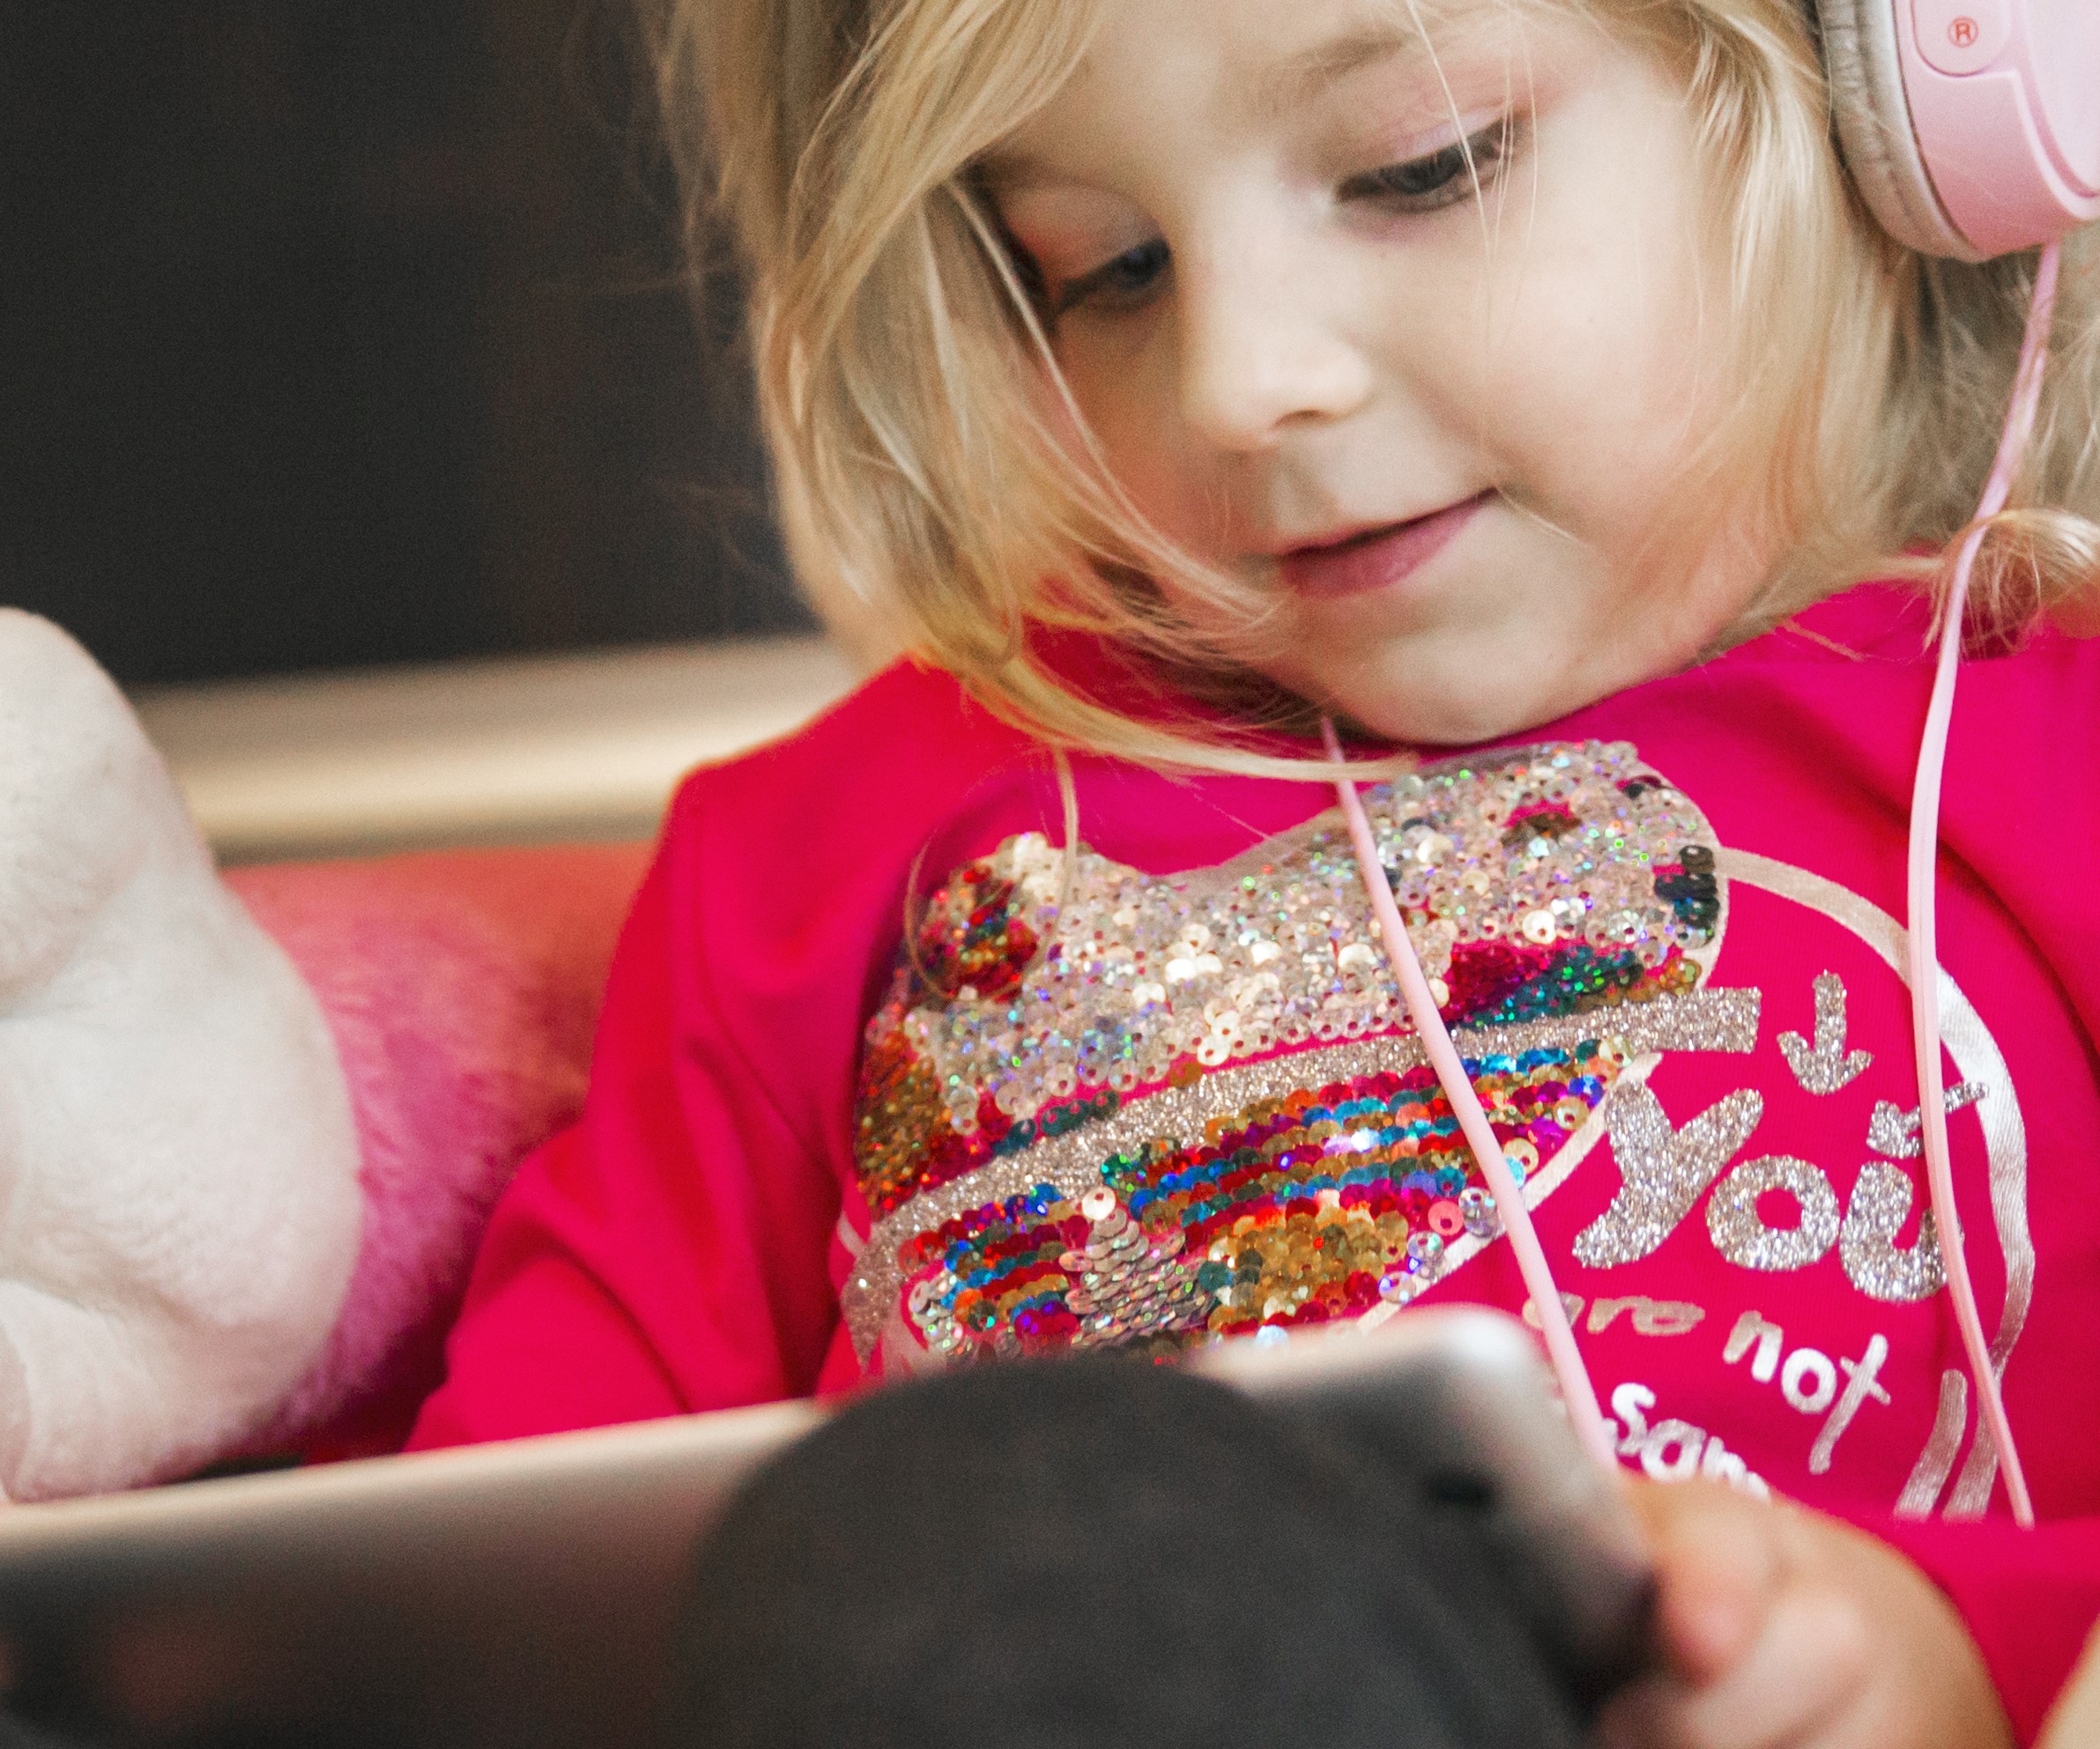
[406,805,848,1449]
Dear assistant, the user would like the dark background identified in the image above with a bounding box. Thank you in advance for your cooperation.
[0,0,805,687]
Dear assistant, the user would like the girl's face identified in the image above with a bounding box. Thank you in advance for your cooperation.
[986,0,1773,744]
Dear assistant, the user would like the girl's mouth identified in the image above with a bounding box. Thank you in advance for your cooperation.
[1276,491,1494,601]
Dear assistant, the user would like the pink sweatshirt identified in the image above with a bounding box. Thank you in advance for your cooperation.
[411,583,2100,1741]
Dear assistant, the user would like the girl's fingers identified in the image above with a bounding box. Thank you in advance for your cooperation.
[1593,1581,1870,1749]
[1607,1488,2009,1749]
[1660,1580,1872,1749]
[1630,1480,1789,1683]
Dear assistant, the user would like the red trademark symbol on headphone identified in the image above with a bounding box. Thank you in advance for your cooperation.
[1948,15,1979,47]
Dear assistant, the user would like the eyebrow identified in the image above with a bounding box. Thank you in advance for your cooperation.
[1256,17,1429,120]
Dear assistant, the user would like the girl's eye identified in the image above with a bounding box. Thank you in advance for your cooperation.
[1339,116,1517,212]
[1049,236,1171,318]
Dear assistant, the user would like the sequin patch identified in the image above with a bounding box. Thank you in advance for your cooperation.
[895,1043,1620,1362]
[848,740,1740,1366]
[854,741,1725,1219]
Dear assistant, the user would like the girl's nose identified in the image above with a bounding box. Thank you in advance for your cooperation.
[1176,236,1374,451]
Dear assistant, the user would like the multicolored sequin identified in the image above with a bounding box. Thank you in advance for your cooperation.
[849,740,1730,1365]
[901,1044,1629,1361]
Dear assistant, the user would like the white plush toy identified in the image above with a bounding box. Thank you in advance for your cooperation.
[0,611,649,1497]
[0,611,364,1501]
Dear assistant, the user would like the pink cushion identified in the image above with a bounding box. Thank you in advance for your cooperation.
[226,842,650,1457]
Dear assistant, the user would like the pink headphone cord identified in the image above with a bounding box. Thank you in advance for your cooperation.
[1322,718,1619,1471]
[1906,241,2061,1531]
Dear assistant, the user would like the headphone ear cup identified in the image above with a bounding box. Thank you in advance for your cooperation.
[1816,0,1984,259]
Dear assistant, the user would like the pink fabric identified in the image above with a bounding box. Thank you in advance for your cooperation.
[409,589,2100,1740]
[230,843,648,1457]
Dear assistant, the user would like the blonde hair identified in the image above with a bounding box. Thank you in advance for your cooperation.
[645,0,2100,771]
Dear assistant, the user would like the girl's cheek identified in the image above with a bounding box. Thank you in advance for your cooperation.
[1058,355,1213,537]
[1486,250,1708,521]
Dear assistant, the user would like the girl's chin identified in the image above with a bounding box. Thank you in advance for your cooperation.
[1266,620,1580,747]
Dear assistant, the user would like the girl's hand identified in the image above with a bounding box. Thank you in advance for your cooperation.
[1599,1478,2013,1749]
[2038,1620,2100,1749]
[0,613,362,1500]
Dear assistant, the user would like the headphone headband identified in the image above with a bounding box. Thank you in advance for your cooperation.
[1817,0,2100,259]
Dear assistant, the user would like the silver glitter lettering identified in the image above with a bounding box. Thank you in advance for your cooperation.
[1717,848,2035,1452]
[1723,1308,1785,1381]
[1866,1081,1987,1159]
[1631,1299,1705,1336]
[1585,1296,1639,1333]
[1586,1295,1704,1336]
[1808,1333,1891,1474]
[1640,1419,1705,1481]
[1840,1161,1944,1301]
[1699,1434,1763,1496]
[1777,971,1871,1094]
[1608,1382,1654,1456]
[1780,1346,1837,1413]
[1572,1083,1765,1268]
[1524,1292,1587,1334]
[1706,1154,1841,1271]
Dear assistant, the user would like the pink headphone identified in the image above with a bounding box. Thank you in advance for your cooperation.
[1820,0,2100,258]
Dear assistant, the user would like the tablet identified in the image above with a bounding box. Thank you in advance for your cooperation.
[0,1308,1648,1749]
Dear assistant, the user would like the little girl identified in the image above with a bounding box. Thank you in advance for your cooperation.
[387,0,2100,1740]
